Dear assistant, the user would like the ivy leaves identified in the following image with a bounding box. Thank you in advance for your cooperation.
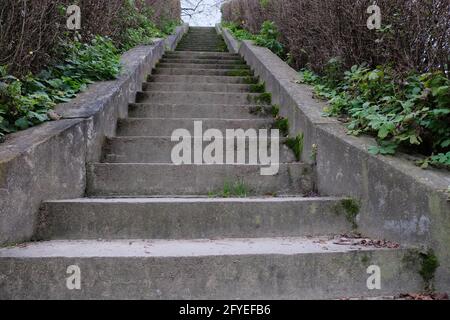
[300,62,450,169]
[0,36,121,139]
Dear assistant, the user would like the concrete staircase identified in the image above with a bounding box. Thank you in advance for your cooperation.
[0,27,422,300]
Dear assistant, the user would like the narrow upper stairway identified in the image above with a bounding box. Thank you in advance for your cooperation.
[0,27,422,300]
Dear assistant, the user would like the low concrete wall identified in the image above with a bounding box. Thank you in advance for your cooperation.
[221,28,450,291]
[0,24,188,246]
[218,25,240,54]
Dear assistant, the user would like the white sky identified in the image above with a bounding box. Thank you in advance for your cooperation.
[181,0,224,26]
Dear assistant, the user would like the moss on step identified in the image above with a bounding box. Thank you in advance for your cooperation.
[360,254,370,265]
[342,199,360,229]
[253,92,272,104]
[273,117,289,137]
[334,198,360,230]
[227,69,252,77]
[249,83,266,93]
[403,248,440,292]
[208,180,252,198]
[285,133,305,161]
[242,76,258,84]
[271,105,280,117]
[217,42,227,52]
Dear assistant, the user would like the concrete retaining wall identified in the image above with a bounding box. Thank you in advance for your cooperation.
[217,24,240,54]
[0,24,188,246]
[221,27,450,291]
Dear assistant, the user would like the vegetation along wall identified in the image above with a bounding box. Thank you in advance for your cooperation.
[0,0,181,141]
[222,0,449,170]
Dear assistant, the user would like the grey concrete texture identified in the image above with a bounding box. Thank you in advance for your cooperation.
[147,75,253,84]
[221,27,450,291]
[164,51,240,59]
[37,197,351,240]
[117,118,274,136]
[86,163,314,196]
[142,82,253,93]
[153,68,251,76]
[128,103,267,119]
[0,25,188,246]
[136,91,267,105]
[102,136,297,163]
[157,63,249,70]
[0,120,87,245]
[160,58,245,64]
[221,26,240,54]
[0,238,422,300]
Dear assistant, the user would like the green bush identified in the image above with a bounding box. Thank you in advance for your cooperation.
[254,21,285,59]
[299,63,450,169]
[222,22,256,41]
[117,0,180,52]
[0,36,121,139]
[223,20,285,59]
[118,0,165,51]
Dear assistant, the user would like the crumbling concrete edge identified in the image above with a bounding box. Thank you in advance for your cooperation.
[0,24,188,246]
[222,30,450,292]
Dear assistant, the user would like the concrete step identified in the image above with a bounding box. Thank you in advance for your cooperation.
[128,103,267,119]
[177,44,225,48]
[86,163,314,196]
[177,43,225,47]
[117,118,274,136]
[160,58,244,65]
[37,197,352,240]
[102,136,296,163]
[156,63,249,70]
[153,68,252,76]
[176,45,225,48]
[147,75,256,84]
[142,82,253,93]
[183,36,220,39]
[0,238,422,299]
[175,49,227,53]
[164,52,240,59]
[177,40,225,44]
[136,91,266,105]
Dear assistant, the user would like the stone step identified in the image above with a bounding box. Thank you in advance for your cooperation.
[0,238,422,299]
[37,197,352,240]
[177,39,224,43]
[156,63,249,70]
[117,118,274,137]
[102,136,296,163]
[128,103,267,119]
[177,43,225,47]
[184,34,219,37]
[164,52,240,59]
[160,58,244,65]
[147,75,256,84]
[175,49,226,53]
[142,82,253,93]
[136,91,265,105]
[170,50,236,56]
[177,44,225,48]
[153,68,252,76]
[86,163,314,196]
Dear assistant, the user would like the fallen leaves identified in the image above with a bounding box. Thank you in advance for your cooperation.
[333,234,400,249]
